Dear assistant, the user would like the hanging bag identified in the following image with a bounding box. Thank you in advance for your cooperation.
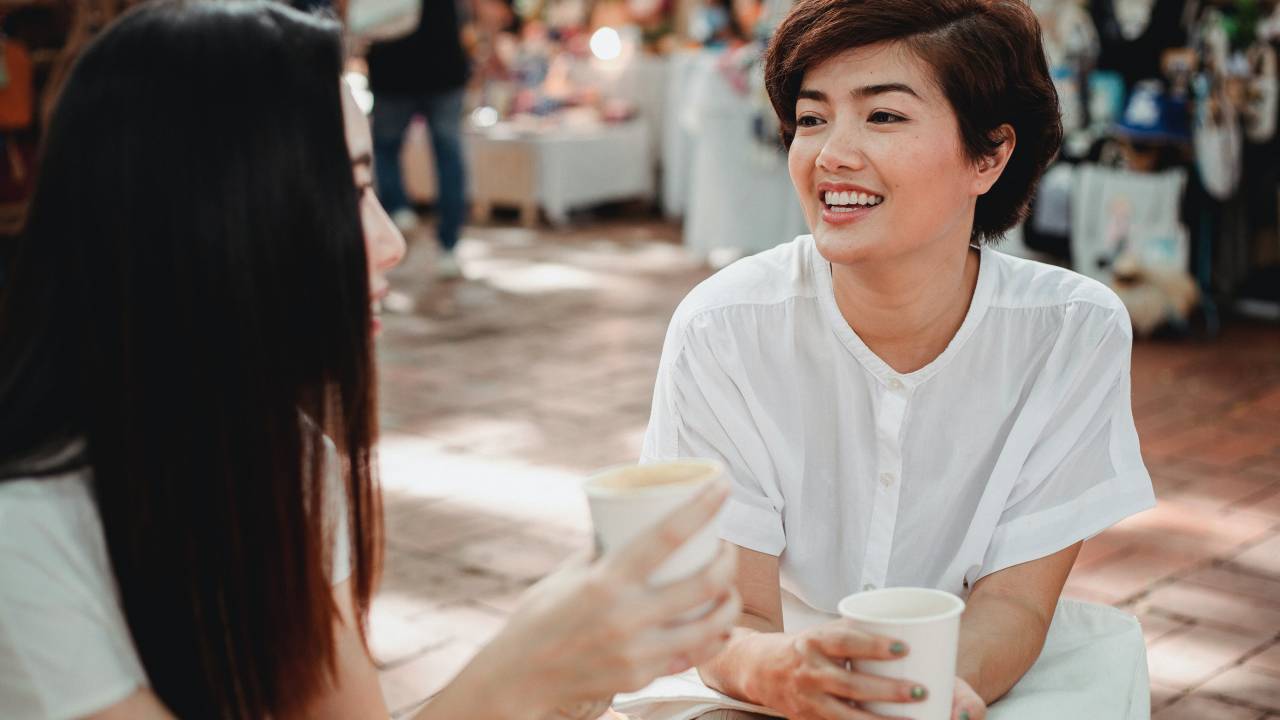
[347,0,421,44]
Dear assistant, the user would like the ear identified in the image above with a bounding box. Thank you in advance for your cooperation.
[973,124,1016,196]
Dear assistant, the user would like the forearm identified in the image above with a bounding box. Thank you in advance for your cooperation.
[697,614,787,706]
[956,591,1052,705]
[412,649,553,720]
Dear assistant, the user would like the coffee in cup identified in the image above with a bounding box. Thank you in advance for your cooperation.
[583,459,724,586]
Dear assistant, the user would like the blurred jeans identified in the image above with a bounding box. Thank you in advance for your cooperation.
[371,87,466,253]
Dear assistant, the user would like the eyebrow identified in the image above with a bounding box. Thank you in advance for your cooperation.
[351,151,373,169]
[797,83,922,103]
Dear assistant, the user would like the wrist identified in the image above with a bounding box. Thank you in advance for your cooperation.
[738,631,796,707]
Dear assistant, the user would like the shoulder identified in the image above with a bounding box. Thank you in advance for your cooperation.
[0,470,147,719]
[984,248,1131,335]
[669,236,818,338]
[0,470,100,553]
[0,469,115,610]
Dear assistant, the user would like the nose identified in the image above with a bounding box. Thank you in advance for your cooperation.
[815,123,868,174]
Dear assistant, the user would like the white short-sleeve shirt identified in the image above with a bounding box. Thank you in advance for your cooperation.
[641,235,1155,630]
[0,443,351,719]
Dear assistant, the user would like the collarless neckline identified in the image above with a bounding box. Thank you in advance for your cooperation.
[811,239,996,389]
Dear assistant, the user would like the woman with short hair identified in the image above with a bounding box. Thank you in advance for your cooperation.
[642,1,1154,718]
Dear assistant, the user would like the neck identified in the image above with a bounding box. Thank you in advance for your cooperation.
[830,240,981,374]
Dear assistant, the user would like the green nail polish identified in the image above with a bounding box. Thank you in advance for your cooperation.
[910,686,927,700]
[890,641,907,656]
[960,712,971,720]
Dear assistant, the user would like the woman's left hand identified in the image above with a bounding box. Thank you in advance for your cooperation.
[952,676,987,720]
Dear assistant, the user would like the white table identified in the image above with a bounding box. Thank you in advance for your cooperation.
[615,600,1151,720]
[466,117,654,226]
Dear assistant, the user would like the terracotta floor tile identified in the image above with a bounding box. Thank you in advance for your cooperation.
[1232,535,1280,579]
[1182,565,1280,605]
[1139,611,1196,645]
[1166,473,1280,513]
[1153,693,1268,719]
[1151,681,1185,711]
[1137,581,1280,634]
[1147,624,1271,689]
[1201,665,1280,712]
[1110,499,1274,556]
[1067,547,1207,603]
[1246,643,1280,679]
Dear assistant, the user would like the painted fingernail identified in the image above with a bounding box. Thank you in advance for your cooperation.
[960,712,971,720]
[890,641,907,656]
[910,686,928,700]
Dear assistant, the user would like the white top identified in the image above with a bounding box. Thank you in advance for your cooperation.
[0,450,351,719]
[641,235,1155,630]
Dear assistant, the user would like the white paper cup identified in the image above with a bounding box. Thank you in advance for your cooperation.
[583,459,723,587]
[837,587,966,720]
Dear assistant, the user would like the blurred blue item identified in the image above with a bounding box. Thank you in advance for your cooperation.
[514,53,549,88]
[1113,81,1191,143]
[1052,65,1086,132]
[1087,70,1126,127]
[532,95,564,116]
[690,4,730,45]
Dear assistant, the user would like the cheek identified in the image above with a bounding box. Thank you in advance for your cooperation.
[894,131,966,191]
[787,139,818,201]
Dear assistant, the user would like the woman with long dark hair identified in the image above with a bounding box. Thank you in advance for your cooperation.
[0,3,739,718]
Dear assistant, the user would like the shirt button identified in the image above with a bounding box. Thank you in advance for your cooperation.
[880,472,896,487]
[863,583,876,592]
[888,378,905,390]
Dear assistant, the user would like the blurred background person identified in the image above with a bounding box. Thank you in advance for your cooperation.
[366,0,472,280]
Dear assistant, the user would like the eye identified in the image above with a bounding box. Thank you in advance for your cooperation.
[869,111,906,124]
[797,114,825,128]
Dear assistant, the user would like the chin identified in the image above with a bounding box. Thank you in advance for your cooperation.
[812,225,893,267]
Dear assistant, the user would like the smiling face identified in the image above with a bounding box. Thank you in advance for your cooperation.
[788,42,1006,267]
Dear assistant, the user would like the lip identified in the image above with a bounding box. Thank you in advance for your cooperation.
[816,181,885,227]
[370,285,388,336]
[817,181,884,196]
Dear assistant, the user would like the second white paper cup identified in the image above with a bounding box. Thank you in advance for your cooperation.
[837,587,966,720]
[583,459,723,586]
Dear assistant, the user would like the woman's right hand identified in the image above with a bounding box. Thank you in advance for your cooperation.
[750,620,929,720]
[457,480,742,718]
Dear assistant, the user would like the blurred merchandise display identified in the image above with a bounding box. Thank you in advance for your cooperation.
[1016,0,1280,337]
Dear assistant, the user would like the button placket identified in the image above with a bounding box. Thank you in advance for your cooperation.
[859,377,910,592]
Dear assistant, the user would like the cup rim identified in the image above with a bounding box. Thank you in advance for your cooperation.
[583,458,724,498]
[837,587,966,625]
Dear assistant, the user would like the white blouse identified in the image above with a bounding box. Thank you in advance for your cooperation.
[0,443,350,719]
[641,235,1155,630]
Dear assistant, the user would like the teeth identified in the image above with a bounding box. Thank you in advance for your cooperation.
[824,191,884,207]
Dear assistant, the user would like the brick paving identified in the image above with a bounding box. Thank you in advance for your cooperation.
[371,219,1280,718]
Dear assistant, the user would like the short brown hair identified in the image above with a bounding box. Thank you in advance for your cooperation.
[765,0,1063,243]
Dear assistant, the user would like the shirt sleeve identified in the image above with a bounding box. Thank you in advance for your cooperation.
[979,307,1156,580]
[321,437,352,587]
[641,312,788,556]
[0,488,147,720]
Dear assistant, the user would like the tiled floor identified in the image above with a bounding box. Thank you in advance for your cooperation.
[371,218,1280,718]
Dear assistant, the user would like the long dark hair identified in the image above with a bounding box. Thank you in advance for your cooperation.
[0,2,381,717]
